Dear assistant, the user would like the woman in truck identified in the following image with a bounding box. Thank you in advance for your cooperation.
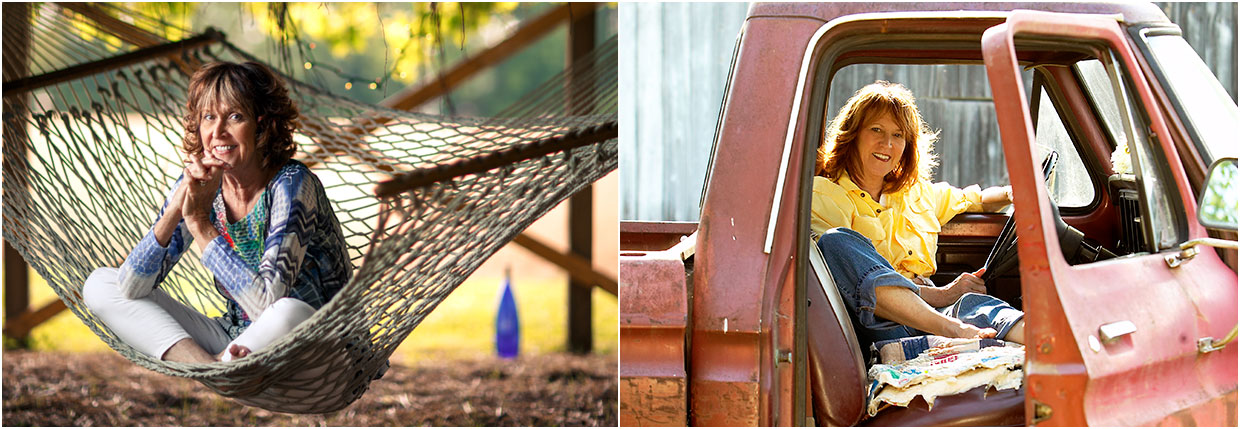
[811,80,1024,355]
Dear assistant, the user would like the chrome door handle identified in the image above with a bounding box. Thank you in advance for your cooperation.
[1098,320,1136,343]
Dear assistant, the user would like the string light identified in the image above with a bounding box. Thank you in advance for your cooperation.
[303,62,312,70]
[345,82,353,90]
[368,82,378,90]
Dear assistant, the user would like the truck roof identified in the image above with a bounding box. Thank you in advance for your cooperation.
[747,2,1172,26]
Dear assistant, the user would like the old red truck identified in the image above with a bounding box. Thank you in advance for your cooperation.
[620,3,1238,426]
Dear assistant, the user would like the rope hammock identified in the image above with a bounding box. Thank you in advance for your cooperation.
[2,4,617,414]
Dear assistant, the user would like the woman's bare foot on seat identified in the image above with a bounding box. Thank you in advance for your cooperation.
[951,321,997,339]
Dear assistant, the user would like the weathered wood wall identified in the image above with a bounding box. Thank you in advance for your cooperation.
[826,65,1030,190]
[619,2,749,222]
[621,2,1237,221]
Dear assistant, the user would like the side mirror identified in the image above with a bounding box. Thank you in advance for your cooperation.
[1198,158,1238,231]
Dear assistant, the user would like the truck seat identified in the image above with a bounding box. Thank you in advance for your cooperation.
[807,242,1026,426]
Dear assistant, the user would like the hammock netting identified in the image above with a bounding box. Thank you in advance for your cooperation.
[2,4,617,413]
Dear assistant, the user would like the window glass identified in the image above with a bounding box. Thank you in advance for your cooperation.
[1075,60,1126,153]
[1033,86,1095,208]
[1077,55,1182,250]
[1125,95,1181,250]
[1145,35,1240,163]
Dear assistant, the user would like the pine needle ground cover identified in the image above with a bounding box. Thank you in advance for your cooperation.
[4,268,618,426]
[3,350,616,426]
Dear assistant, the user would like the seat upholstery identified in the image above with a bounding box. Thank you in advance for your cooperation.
[862,386,1026,427]
[807,242,1025,426]
[807,240,869,426]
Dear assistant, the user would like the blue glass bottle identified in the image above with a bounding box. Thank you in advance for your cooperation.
[496,268,520,359]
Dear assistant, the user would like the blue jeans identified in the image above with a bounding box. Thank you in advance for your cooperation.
[815,228,1024,359]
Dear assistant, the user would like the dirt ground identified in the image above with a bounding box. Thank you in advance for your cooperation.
[2,350,617,426]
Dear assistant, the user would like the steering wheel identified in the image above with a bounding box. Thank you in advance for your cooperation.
[981,151,1070,283]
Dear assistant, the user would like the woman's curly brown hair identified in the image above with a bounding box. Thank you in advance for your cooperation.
[817,81,939,194]
[182,61,299,172]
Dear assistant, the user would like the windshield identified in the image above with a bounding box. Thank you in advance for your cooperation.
[1144,34,1240,163]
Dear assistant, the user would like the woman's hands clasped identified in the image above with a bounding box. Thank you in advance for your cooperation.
[181,152,232,222]
[179,152,232,253]
[148,153,230,247]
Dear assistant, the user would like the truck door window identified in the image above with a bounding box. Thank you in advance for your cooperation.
[1031,80,1096,209]
[1143,34,1239,165]
[1076,57,1185,251]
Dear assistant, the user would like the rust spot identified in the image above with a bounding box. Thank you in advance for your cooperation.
[1228,398,1237,426]
[620,377,687,427]
[1175,409,1196,426]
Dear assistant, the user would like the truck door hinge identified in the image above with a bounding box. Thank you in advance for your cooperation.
[776,349,792,366]
[1164,246,1197,268]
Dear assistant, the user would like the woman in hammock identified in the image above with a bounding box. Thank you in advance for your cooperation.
[811,81,1025,358]
[83,61,352,364]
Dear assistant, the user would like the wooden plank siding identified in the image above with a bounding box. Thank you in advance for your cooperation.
[620,2,750,221]
[621,2,1237,222]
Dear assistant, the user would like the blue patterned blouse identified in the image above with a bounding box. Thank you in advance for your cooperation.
[117,160,353,338]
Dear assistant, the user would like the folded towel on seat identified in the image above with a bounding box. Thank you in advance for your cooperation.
[866,335,1023,416]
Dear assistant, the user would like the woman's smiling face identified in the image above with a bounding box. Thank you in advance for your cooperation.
[198,103,258,172]
[855,111,907,185]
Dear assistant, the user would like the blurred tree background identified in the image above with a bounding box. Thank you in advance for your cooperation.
[115,2,615,115]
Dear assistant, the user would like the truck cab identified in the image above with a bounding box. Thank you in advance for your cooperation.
[620,3,1237,426]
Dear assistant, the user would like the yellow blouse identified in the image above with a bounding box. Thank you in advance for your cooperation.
[811,172,983,278]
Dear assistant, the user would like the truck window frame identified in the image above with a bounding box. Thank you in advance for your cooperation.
[1028,68,1107,214]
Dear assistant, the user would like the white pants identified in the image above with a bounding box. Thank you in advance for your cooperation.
[83,267,315,362]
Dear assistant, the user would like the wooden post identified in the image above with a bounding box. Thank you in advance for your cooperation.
[566,3,599,355]
[3,2,32,343]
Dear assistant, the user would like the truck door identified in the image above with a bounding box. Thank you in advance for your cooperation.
[980,10,1237,427]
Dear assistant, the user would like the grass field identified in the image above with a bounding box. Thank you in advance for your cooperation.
[16,267,618,365]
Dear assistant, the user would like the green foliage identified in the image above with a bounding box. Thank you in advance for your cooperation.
[46,3,614,111]
[247,2,516,72]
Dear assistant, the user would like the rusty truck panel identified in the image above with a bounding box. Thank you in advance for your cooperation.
[619,227,694,427]
[692,13,827,426]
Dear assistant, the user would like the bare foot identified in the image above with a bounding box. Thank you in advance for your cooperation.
[229,344,252,359]
[952,322,997,339]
